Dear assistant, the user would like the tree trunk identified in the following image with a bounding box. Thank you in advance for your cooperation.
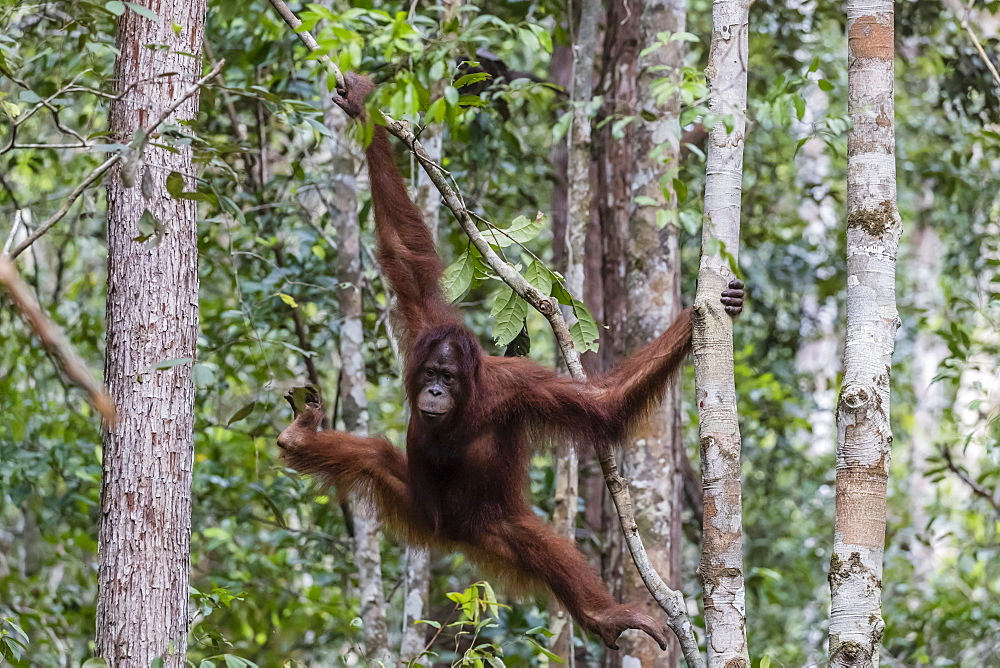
[399,547,431,661]
[595,7,640,665]
[616,0,686,665]
[792,65,840,456]
[692,0,750,662]
[551,1,601,661]
[828,1,901,664]
[97,3,206,666]
[323,100,392,662]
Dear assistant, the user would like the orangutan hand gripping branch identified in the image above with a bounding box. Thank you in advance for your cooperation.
[277,73,745,650]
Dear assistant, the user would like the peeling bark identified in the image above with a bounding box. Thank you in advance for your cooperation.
[97,2,206,665]
[693,0,751,663]
[827,1,901,664]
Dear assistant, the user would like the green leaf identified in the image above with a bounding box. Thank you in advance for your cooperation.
[817,79,834,92]
[442,252,475,302]
[570,299,600,353]
[525,637,564,662]
[132,208,164,246]
[490,284,528,346]
[104,0,125,15]
[227,402,255,426]
[524,259,553,293]
[305,117,333,137]
[427,98,447,124]
[794,95,806,122]
[124,2,157,20]
[672,178,688,202]
[154,357,194,370]
[82,659,109,668]
[505,213,544,244]
[165,171,185,198]
[457,95,487,107]
[139,169,155,202]
[454,72,492,89]
[191,363,215,387]
[278,293,298,308]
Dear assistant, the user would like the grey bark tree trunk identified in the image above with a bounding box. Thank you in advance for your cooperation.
[827,0,901,663]
[323,104,392,662]
[551,1,600,661]
[595,8,640,664]
[97,2,206,666]
[617,0,687,665]
[692,0,750,662]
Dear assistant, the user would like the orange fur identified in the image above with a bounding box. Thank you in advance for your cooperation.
[278,73,729,651]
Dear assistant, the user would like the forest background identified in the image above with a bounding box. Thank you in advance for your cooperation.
[1,0,999,666]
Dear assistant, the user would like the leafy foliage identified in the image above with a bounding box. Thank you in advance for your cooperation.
[2,0,1000,665]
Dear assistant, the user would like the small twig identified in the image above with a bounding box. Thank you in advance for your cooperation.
[960,0,1000,89]
[7,143,91,150]
[7,60,226,259]
[0,255,115,421]
[940,445,1000,515]
[2,210,24,255]
[265,0,346,92]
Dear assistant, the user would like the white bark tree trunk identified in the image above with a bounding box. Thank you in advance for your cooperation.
[323,103,392,662]
[617,0,686,665]
[692,0,750,663]
[97,2,206,666]
[906,221,947,583]
[828,1,901,663]
[399,546,431,661]
[792,71,840,455]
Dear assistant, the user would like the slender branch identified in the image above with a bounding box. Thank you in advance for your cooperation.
[6,60,226,259]
[264,0,346,92]
[265,5,702,662]
[940,445,1000,515]
[960,0,1000,88]
[3,210,24,255]
[0,255,115,421]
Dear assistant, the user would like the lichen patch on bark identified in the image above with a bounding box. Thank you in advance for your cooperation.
[846,200,895,237]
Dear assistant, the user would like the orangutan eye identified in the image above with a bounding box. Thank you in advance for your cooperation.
[425,368,434,377]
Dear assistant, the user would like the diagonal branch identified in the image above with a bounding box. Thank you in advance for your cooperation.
[940,444,1000,515]
[0,255,115,421]
[5,60,225,259]
[265,2,703,663]
[959,0,1000,89]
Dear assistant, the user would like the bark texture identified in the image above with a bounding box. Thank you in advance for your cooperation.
[98,3,206,666]
[692,0,750,663]
[594,7,640,664]
[617,0,686,664]
[399,547,431,661]
[828,1,901,664]
[325,105,392,662]
[551,1,600,660]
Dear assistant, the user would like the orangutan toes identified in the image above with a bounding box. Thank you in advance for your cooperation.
[590,604,670,650]
[277,401,324,450]
[296,402,324,431]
